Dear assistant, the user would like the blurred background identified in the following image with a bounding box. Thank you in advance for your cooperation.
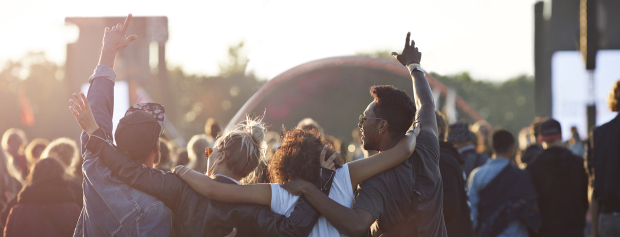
[0,0,618,149]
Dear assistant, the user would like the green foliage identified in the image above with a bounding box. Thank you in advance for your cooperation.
[431,72,535,136]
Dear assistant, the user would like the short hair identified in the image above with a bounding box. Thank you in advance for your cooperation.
[607,79,620,112]
[27,158,66,184]
[174,148,189,166]
[212,117,267,183]
[205,118,222,139]
[370,85,416,139]
[297,118,324,136]
[1,128,28,151]
[269,128,342,184]
[41,137,79,169]
[187,134,210,172]
[435,111,447,141]
[492,130,515,154]
[25,138,49,165]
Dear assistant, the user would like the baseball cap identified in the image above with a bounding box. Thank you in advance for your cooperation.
[114,103,165,156]
[538,119,562,142]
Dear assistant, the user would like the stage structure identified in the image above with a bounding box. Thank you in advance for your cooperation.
[65,16,185,145]
[227,56,484,140]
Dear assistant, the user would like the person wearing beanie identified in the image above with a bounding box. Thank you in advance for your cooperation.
[447,122,489,177]
[526,119,588,237]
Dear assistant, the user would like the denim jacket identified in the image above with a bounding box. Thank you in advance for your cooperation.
[73,65,172,237]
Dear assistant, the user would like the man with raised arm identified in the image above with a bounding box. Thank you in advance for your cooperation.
[282,33,447,236]
[72,14,173,237]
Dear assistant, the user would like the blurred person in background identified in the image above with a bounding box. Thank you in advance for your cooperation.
[1,128,29,180]
[0,150,22,211]
[297,118,324,136]
[156,138,173,171]
[347,128,366,162]
[447,122,488,177]
[526,119,588,237]
[519,118,547,167]
[186,134,210,173]
[589,79,620,237]
[468,130,541,237]
[516,127,535,169]
[3,158,80,237]
[174,147,189,167]
[471,120,493,156]
[41,138,80,173]
[24,138,49,169]
[436,111,473,237]
[567,126,586,157]
[205,118,222,144]
[40,137,83,207]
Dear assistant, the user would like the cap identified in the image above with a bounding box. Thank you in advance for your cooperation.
[114,103,165,156]
[538,119,562,142]
[447,122,476,143]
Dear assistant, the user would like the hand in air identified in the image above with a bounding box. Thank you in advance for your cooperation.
[391,32,422,66]
[319,145,339,170]
[102,14,138,52]
[69,92,99,136]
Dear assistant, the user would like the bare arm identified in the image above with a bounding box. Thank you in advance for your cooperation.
[282,180,374,237]
[348,127,419,191]
[178,168,272,206]
[392,32,437,137]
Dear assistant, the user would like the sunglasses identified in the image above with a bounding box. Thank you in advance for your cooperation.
[359,115,384,126]
[205,148,213,159]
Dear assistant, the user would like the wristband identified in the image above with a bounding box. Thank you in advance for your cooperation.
[180,168,191,178]
[410,66,425,74]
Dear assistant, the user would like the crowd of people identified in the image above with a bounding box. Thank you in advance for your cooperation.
[0,13,618,237]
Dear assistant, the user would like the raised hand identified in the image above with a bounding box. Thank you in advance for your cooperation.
[102,14,138,52]
[319,145,339,170]
[391,32,422,66]
[69,92,99,136]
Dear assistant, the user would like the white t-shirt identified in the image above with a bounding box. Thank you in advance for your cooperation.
[270,163,354,237]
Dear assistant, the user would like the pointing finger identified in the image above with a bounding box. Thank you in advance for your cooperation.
[406,32,411,47]
[122,14,133,34]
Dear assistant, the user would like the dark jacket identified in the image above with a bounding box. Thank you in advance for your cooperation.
[86,128,331,237]
[591,114,620,213]
[439,142,473,237]
[3,178,80,237]
[477,164,541,237]
[526,146,588,237]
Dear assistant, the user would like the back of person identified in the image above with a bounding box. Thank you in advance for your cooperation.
[270,163,354,237]
[592,115,620,226]
[354,130,445,236]
[527,147,588,236]
[460,147,488,178]
[4,158,80,237]
[439,141,473,237]
[5,202,80,237]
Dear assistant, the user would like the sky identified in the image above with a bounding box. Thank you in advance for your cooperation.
[0,0,540,81]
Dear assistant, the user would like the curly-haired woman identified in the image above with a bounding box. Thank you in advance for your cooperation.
[179,126,419,236]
